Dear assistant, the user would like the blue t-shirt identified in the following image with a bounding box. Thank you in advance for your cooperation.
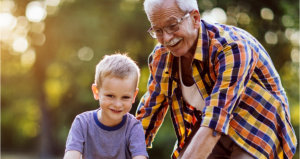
[65,109,148,159]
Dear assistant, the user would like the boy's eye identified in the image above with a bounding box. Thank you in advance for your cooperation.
[106,95,113,98]
[122,96,131,99]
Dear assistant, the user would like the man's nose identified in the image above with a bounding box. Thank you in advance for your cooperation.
[161,31,173,44]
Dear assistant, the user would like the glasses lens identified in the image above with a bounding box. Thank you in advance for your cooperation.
[165,23,179,34]
[147,28,156,38]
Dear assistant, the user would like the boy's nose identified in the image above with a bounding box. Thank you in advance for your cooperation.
[114,99,122,108]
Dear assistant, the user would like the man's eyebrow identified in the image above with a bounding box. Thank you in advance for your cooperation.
[152,17,178,28]
[165,16,177,23]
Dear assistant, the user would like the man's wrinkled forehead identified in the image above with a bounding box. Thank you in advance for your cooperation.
[147,2,184,27]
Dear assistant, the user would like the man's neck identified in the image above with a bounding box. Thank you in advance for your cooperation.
[180,33,199,86]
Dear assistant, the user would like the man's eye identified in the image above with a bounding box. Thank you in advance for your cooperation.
[167,23,178,31]
[154,29,162,34]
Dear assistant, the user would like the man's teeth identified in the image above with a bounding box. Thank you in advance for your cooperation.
[168,38,182,46]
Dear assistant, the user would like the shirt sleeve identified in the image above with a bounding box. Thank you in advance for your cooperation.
[65,116,85,153]
[136,47,169,148]
[128,121,149,158]
[201,41,257,134]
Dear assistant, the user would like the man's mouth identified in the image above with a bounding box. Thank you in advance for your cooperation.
[165,38,182,47]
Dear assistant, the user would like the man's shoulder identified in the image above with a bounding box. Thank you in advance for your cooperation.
[202,20,255,43]
[150,44,169,57]
[148,44,171,65]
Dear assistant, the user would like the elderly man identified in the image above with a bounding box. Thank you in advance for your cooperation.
[136,0,297,158]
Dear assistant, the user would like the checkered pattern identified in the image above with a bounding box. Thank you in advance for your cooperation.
[136,20,297,159]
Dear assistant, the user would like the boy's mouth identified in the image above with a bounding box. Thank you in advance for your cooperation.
[110,108,122,113]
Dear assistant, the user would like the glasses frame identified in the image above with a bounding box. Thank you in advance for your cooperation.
[147,13,190,39]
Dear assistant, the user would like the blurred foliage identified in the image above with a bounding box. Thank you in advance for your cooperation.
[1,0,299,158]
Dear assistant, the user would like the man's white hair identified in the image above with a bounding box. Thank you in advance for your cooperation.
[144,0,198,17]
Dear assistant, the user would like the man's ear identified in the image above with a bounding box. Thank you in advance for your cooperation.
[132,88,139,103]
[190,10,201,28]
[91,84,99,100]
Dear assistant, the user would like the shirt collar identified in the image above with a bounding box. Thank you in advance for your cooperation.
[193,20,209,62]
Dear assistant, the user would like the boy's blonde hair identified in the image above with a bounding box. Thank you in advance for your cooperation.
[94,53,140,89]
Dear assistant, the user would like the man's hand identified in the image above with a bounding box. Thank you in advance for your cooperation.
[180,127,221,159]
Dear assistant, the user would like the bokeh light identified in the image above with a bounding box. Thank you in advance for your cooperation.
[0,13,17,30]
[1,1,299,158]
[77,46,94,61]
[26,1,47,23]
[12,37,29,53]
[31,33,46,46]
[45,0,61,7]
[0,0,15,12]
[289,31,300,46]
[264,31,278,45]
[30,22,45,33]
[290,48,299,63]
[202,8,227,24]
[237,12,251,25]
[21,49,36,68]
[282,15,294,27]
[260,8,274,20]
[16,16,29,29]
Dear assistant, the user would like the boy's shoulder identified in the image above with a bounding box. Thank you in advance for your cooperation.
[74,109,97,123]
[126,113,140,123]
[125,113,143,130]
[77,109,95,116]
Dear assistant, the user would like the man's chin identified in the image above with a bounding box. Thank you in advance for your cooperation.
[170,51,184,57]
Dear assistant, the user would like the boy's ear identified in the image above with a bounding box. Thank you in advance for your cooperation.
[91,84,99,100]
[132,88,139,103]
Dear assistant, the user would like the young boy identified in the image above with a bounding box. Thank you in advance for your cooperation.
[64,54,148,159]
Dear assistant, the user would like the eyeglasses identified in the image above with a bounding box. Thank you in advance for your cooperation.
[147,13,190,39]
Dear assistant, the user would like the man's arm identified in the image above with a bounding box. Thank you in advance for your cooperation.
[181,127,221,159]
[136,49,168,148]
[63,150,81,159]
[181,41,256,158]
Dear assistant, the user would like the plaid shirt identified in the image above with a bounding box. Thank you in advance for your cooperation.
[136,20,297,159]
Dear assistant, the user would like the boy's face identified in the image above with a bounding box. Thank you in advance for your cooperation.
[92,75,138,127]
